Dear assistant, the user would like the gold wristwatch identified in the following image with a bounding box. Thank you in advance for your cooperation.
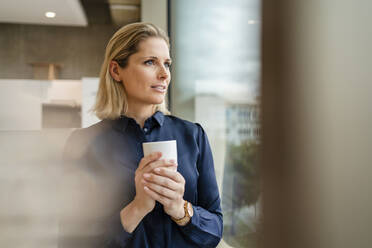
[171,200,193,226]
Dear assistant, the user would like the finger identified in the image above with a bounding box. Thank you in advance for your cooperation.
[143,159,177,174]
[144,186,171,206]
[138,152,162,170]
[142,179,179,200]
[143,172,180,191]
[153,167,185,184]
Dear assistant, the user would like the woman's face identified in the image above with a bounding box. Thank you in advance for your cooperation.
[116,37,171,107]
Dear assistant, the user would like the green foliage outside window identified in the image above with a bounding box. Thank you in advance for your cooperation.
[223,141,261,247]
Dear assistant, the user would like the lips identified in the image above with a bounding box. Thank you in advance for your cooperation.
[151,84,167,92]
[151,84,167,90]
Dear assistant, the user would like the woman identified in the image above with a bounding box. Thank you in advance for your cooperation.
[60,22,223,248]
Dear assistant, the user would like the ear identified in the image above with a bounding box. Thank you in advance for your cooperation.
[109,60,122,82]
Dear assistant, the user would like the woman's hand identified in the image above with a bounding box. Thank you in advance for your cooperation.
[142,166,186,220]
[132,152,177,215]
[120,153,176,233]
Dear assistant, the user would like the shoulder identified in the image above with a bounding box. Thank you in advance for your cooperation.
[164,115,203,134]
[68,120,111,143]
[63,120,112,160]
[163,115,207,143]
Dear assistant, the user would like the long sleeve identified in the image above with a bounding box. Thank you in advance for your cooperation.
[58,129,135,248]
[179,124,223,247]
[102,212,133,247]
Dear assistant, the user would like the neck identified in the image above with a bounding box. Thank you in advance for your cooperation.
[125,102,156,128]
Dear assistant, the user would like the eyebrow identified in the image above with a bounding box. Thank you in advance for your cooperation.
[141,56,172,62]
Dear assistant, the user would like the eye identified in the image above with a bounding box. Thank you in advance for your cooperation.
[164,62,171,69]
[144,59,155,65]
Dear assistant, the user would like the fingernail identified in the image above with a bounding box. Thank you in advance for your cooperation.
[152,152,160,157]
[154,168,160,173]
[143,173,150,178]
[169,159,176,164]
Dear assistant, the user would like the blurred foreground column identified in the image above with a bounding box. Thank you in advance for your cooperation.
[261,1,372,248]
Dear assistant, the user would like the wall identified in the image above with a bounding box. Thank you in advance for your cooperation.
[0,80,43,130]
[141,0,168,33]
[0,23,116,79]
[81,77,100,128]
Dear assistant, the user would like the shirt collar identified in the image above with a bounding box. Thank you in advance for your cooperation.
[153,111,165,126]
[113,111,165,132]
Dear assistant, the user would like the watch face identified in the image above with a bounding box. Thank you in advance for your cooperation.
[187,202,193,217]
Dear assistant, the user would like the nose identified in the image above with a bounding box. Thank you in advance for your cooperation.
[157,64,169,80]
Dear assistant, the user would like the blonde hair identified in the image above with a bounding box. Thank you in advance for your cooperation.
[93,22,171,120]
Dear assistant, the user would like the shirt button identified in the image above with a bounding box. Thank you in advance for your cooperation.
[143,127,148,132]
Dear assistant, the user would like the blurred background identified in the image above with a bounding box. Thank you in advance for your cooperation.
[0,0,371,248]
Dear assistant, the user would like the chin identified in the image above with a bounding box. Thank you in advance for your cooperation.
[149,96,165,105]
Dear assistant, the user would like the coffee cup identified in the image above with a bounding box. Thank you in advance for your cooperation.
[142,140,177,171]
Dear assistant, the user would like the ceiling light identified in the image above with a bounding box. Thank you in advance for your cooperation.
[45,12,56,18]
[248,20,257,24]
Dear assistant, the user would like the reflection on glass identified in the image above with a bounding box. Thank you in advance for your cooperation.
[171,0,261,247]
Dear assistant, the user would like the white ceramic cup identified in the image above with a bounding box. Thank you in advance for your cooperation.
[142,140,177,171]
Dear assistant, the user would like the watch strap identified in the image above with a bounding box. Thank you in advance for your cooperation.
[171,200,191,226]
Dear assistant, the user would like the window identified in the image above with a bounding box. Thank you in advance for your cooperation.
[170,0,261,247]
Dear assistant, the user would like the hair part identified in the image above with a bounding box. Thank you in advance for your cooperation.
[93,22,171,120]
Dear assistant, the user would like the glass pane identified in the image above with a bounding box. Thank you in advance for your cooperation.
[170,0,261,247]
[0,2,115,247]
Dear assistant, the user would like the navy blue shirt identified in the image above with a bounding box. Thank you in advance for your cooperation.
[60,111,223,248]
